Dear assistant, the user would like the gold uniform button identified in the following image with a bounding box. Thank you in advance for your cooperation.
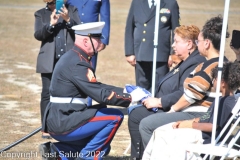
[144,23,147,27]
[143,31,146,34]
[142,38,146,42]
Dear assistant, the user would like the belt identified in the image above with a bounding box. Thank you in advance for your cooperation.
[50,96,87,104]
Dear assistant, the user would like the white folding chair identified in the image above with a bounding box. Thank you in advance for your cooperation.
[184,97,240,160]
[123,143,131,155]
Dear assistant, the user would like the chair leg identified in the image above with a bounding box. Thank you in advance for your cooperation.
[123,143,131,155]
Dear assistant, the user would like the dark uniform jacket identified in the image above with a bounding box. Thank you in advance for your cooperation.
[125,0,180,62]
[155,50,206,111]
[42,45,131,134]
[34,5,80,73]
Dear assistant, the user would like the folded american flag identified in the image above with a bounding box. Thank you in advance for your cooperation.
[125,84,158,112]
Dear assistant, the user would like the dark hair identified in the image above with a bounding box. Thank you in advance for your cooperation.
[202,15,229,51]
[212,61,240,91]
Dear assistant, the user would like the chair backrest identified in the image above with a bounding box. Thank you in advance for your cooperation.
[202,97,240,160]
[178,97,240,160]
[216,128,240,160]
[215,97,240,146]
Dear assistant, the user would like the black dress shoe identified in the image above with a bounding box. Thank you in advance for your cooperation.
[42,133,52,139]
[104,145,111,156]
[39,142,60,160]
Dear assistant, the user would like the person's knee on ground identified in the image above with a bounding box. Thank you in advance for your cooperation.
[51,108,123,159]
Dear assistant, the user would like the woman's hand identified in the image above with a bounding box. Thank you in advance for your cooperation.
[59,5,70,22]
[230,41,240,55]
[172,120,193,129]
[173,118,198,129]
[172,121,182,129]
[142,97,162,109]
[230,41,240,61]
[50,9,59,26]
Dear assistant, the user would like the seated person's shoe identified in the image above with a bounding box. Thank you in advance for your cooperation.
[39,142,61,160]
[104,145,111,156]
[42,132,52,139]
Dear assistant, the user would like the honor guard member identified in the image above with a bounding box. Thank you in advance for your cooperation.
[125,0,180,91]
[66,0,110,107]
[40,22,148,160]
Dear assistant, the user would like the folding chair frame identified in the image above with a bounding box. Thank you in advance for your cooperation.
[185,97,240,160]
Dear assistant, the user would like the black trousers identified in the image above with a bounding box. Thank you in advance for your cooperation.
[135,61,169,91]
[40,73,52,124]
[128,106,163,158]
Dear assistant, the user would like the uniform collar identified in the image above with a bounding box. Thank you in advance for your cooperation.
[72,45,92,62]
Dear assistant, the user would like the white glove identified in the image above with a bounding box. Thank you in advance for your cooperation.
[130,87,149,103]
[123,87,127,93]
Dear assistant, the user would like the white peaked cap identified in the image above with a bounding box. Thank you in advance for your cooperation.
[72,22,105,36]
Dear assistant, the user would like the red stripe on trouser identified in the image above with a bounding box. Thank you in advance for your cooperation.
[88,116,121,160]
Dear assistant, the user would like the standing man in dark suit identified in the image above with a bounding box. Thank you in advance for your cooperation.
[66,0,110,106]
[125,0,180,92]
[34,0,80,138]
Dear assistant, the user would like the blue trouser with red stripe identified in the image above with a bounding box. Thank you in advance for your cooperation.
[51,107,124,160]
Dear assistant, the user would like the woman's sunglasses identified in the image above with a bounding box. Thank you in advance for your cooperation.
[47,1,56,5]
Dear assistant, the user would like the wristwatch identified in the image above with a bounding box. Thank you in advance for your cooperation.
[49,23,55,29]
[66,19,71,27]
[66,21,71,25]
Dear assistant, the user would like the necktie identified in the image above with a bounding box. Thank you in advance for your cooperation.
[151,0,155,9]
